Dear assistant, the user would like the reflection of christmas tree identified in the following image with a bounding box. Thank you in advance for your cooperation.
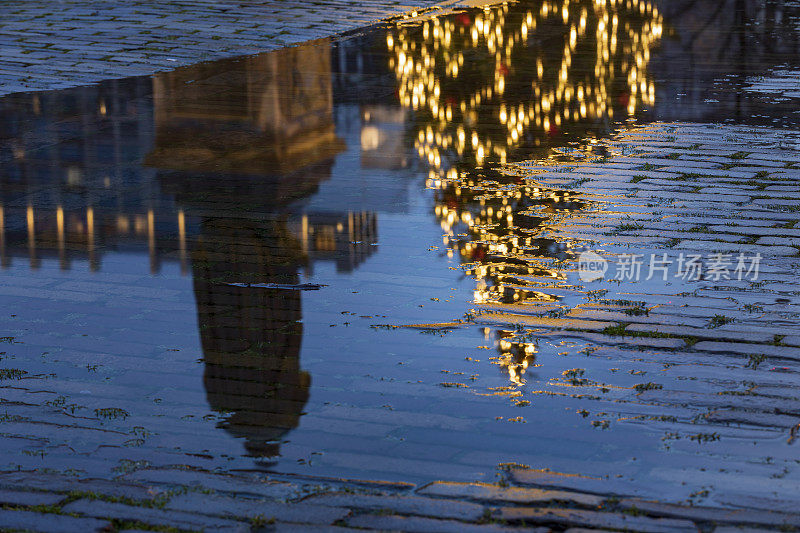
[388,0,664,304]
[388,0,662,169]
[437,166,587,385]
[387,0,662,385]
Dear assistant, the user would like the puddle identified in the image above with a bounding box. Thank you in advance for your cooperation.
[1,0,800,505]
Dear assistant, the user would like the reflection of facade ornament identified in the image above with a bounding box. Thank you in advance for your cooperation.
[360,106,409,170]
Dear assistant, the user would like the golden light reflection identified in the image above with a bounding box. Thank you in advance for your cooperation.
[148,209,157,274]
[87,207,96,272]
[388,0,661,171]
[388,0,661,384]
[178,209,187,275]
[57,206,66,270]
[494,329,539,385]
[27,205,38,269]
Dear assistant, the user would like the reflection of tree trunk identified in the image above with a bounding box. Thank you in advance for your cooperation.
[192,217,310,459]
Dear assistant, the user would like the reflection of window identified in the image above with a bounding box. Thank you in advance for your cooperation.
[361,126,381,151]
[66,167,83,187]
[314,226,337,252]
[134,215,147,235]
[116,215,130,233]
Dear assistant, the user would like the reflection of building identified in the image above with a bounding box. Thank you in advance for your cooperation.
[149,41,377,459]
[148,39,345,177]
[0,41,377,277]
[0,79,171,273]
[289,211,377,274]
[160,169,376,458]
[0,39,380,460]
[192,216,309,459]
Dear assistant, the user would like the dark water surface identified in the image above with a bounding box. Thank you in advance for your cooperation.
[1,0,800,502]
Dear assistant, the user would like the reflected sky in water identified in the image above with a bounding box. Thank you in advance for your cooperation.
[1,0,800,501]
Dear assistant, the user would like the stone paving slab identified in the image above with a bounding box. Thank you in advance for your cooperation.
[269,526,355,533]
[714,526,775,533]
[625,323,777,344]
[302,492,486,521]
[418,482,604,507]
[345,514,540,532]
[497,506,698,532]
[166,492,351,524]
[0,471,160,501]
[122,467,303,499]
[0,487,66,507]
[693,341,800,360]
[0,509,111,533]
[63,498,250,531]
[619,498,800,529]
[508,469,641,497]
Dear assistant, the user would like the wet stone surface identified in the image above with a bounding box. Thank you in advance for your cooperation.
[1,0,800,530]
[0,0,455,95]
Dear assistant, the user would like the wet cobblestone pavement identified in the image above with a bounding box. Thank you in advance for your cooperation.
[0,0,462,95]
[2,0,800,531]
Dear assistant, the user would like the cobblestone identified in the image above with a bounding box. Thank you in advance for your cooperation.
[508,469,643,496]
[0,487,66,507]
[62,498,250,531]
[166,492,351,524]
[0,509,111,533]
[418,482,604,507]
[497,507,698,532]
[619,499,800,529]
[122,467,303,499]
[0,471,160,501]
[302,492,486,521]
[0,0,460,95]
[346,514,538,532]
[694,341,800,360]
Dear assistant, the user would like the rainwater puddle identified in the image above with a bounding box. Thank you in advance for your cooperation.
[1,0,800,506]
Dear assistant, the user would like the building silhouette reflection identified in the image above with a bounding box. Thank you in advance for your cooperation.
[152,40,379,460]
[192,215,309,459]
[0,38,380,461]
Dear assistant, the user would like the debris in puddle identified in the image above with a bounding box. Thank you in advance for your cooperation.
[225,282,328,290]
